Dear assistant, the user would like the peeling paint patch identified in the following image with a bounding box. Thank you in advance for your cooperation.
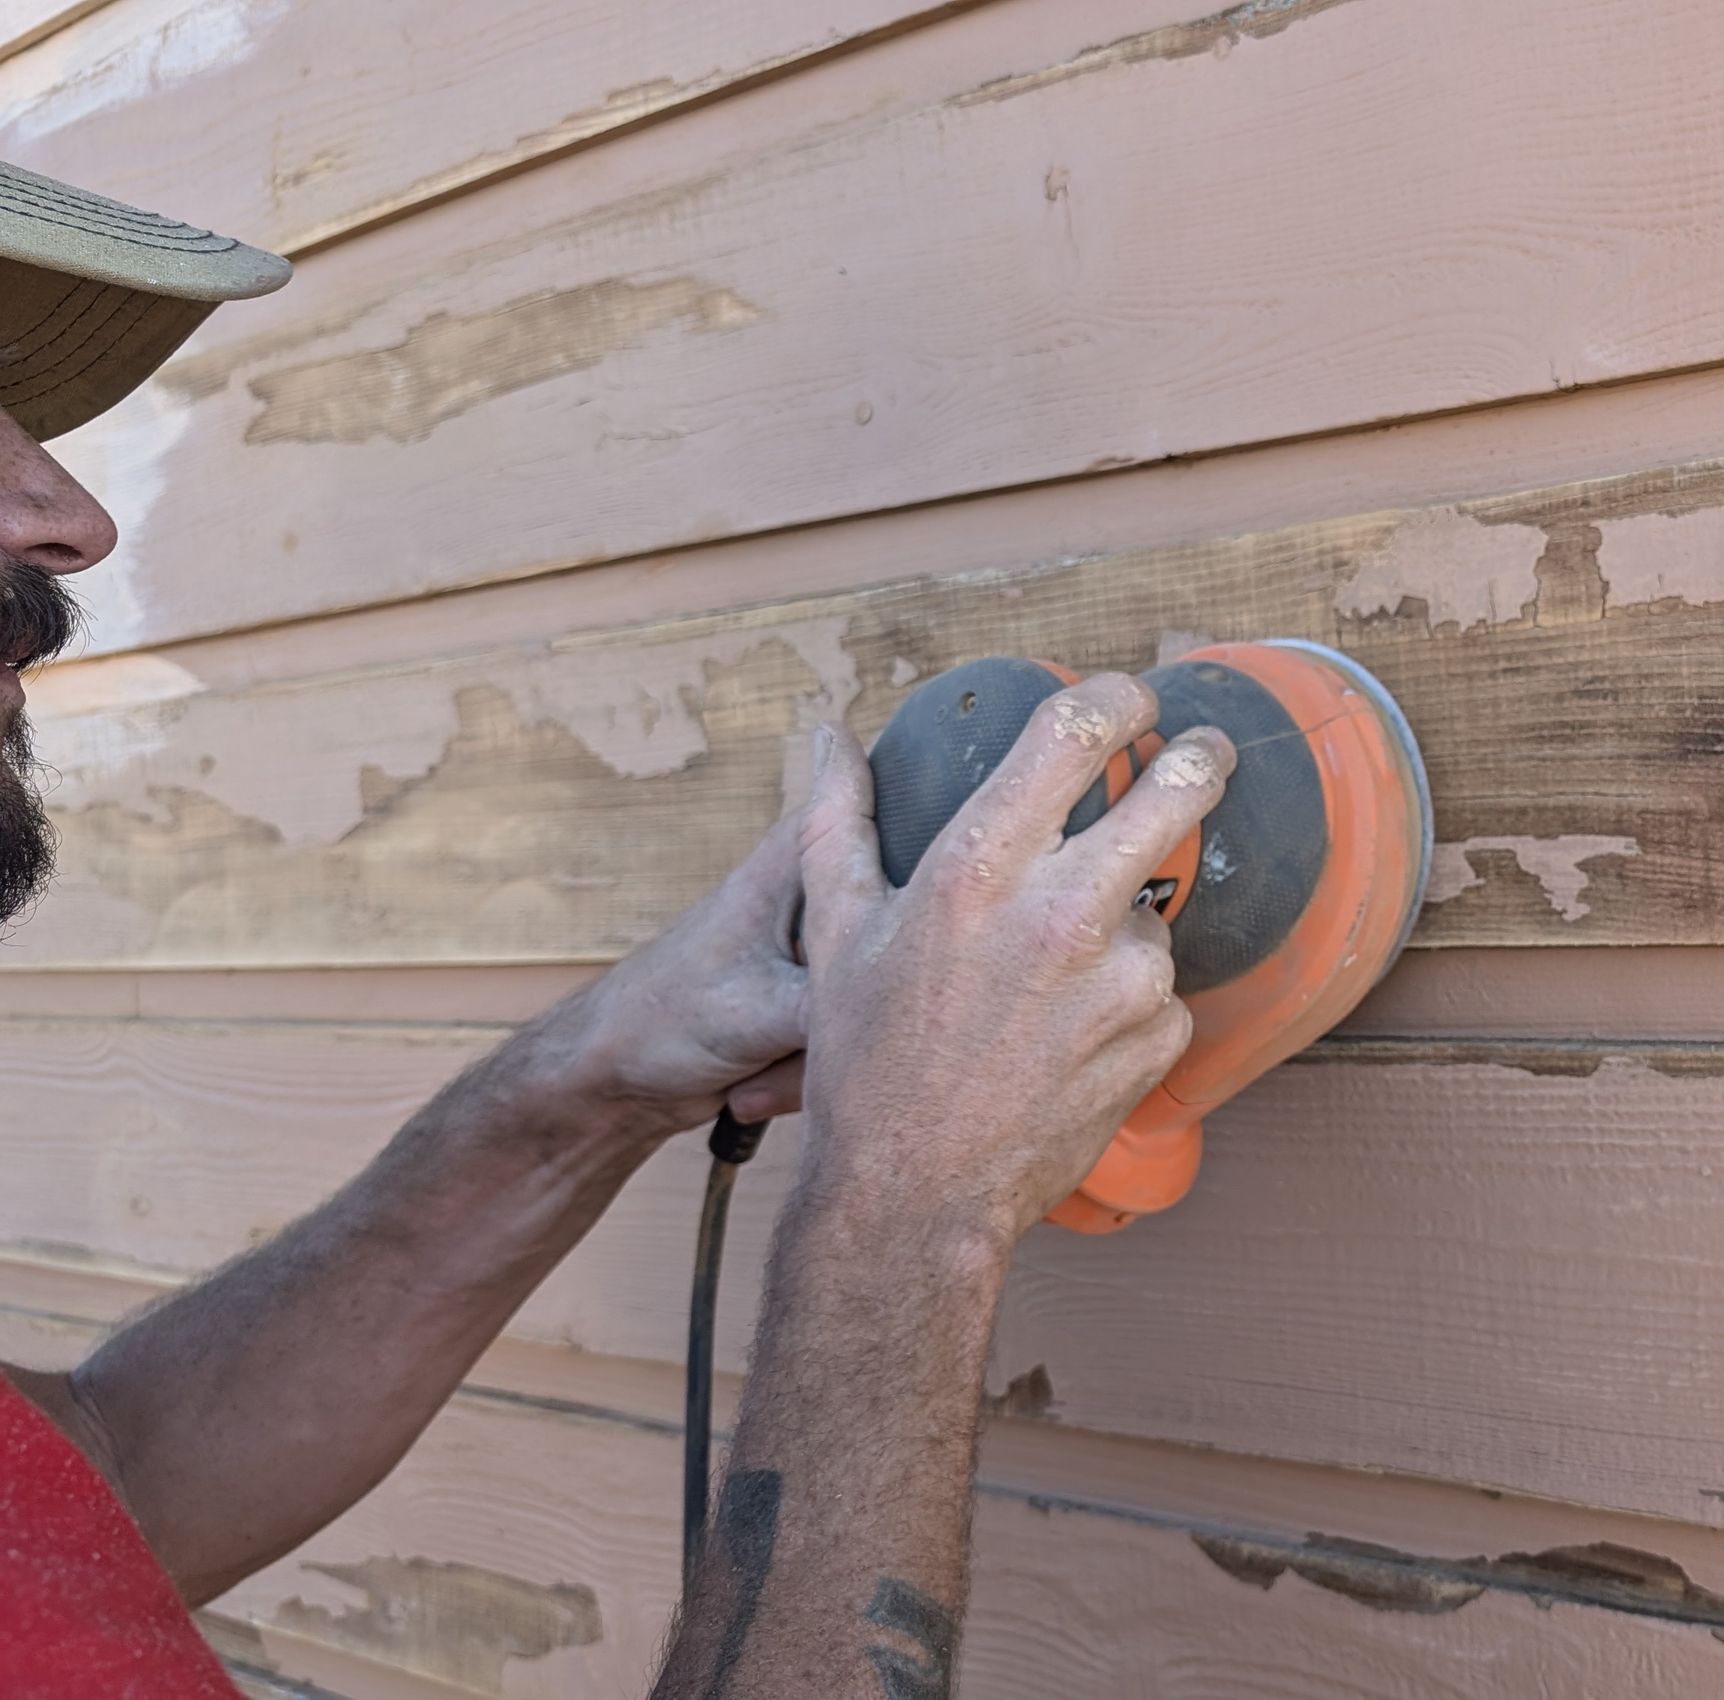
[1195,1532,1724,1625]
[275,1557,600,1695]
[1195,1533,1484,1615]
[953,0,1358,107]
[1491,1543,1724,1619]
[1427,835,1640,922]
[1596,508,1724,610]
[39,614,858,849]
[1337,507,1544,631]
[984,1364,1056,1420]
[243,277,762,446]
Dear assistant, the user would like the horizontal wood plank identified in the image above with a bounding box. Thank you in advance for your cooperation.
[167,1394,1724,1697]
[20,456,1724,967]
[0,0,981,255]
[4,947,1724,1037]
[7,1019,1724,1520]
[0,0,115,63]
[37,354,1724,711]
[13,1298,1724,1604]
[44,0,1724,652]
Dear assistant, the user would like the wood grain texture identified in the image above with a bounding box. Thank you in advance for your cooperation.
[19,457,1724,968]
[14,1295,1724,1636]
[5,948,1724,1036]
[46,0,1724,652]
[0,0,983,255]
[166,1395,1724,1697]
[37,354,1724,710]
[7,1019,1724,1521]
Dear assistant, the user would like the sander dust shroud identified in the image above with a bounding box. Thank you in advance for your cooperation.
[681,640,1434,1583]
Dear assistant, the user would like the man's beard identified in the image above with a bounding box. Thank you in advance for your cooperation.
[0,560,85,926]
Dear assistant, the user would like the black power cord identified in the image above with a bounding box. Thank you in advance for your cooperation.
[683,1104,770,1594]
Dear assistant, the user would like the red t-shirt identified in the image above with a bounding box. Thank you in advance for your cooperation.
[0,1374,241,1698]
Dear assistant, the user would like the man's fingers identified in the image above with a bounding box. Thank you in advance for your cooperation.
[728,809,807,940]
[1071,726,1236,908]
[936,673,1160,876]
[728,1053,805,1123]
[798,721,889,966]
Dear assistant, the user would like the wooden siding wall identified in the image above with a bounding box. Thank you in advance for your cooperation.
[4,0,1724,1692]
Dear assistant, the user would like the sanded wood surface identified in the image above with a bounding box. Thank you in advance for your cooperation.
[0,0,983,257]
[45,0,1724,652]
[20,457,1723,968]
[7,1018,1724,1521]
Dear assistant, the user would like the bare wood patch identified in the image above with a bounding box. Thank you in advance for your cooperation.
[1194,1532,1724,1629]
[273,1558,600,1695]
[953,0,1360,106]
[25,455,1724,967]
[245,279,760,447]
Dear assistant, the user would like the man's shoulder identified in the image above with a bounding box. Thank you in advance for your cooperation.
[0,1361,124,1492]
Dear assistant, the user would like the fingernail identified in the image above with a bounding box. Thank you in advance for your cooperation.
[1174,726,1237,779]
[812,723,834,777]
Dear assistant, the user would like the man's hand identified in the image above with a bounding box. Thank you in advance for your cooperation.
[656,673,1234,1700]
[497,815,808,1153]
[798,671,1234,1243]
[573,813,808,1138]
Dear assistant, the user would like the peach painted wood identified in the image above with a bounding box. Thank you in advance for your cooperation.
[43,0,1724,652]
[6,1019,1724,1521]
[3,948,1722,1036]
[157,1392,1724,1697]
[12,1302,1724,1619]
[20,455,1724,968]
[30,357,1724,711]
[0,0,114,63]
[0,0,986,255]
[199,1405,1724,1699]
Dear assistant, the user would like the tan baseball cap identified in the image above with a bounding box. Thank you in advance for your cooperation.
[0,160,291,441]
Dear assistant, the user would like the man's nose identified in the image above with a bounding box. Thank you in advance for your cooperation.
[0,412,119,575]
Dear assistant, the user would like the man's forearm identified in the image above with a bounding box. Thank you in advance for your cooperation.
[69,993,657,1606]
[656,1158,1012,1700]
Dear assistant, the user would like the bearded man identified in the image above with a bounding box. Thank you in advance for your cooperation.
[0,162,1229,1699]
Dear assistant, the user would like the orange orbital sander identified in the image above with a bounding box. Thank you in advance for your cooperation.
[865,640,1434,1233]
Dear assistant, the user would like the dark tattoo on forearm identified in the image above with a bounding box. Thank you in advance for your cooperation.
[864,1577,956,1699]
[705,1469,782,1700]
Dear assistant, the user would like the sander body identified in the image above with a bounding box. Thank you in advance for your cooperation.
[865,640,1434,1232]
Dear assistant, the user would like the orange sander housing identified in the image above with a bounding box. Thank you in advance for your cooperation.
[866,640,1434,1234]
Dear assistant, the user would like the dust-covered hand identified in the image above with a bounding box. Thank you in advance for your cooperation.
[796,672,1234,1246]
[548,814,809,1143]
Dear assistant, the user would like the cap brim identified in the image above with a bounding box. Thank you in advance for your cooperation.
[0,160,291,440]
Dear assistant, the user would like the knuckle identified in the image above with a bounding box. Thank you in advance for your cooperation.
[1038,889,1111,957]
[1150,949,1179,1007]
[1123,943,1177,1012]
[928,835,1004,902]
